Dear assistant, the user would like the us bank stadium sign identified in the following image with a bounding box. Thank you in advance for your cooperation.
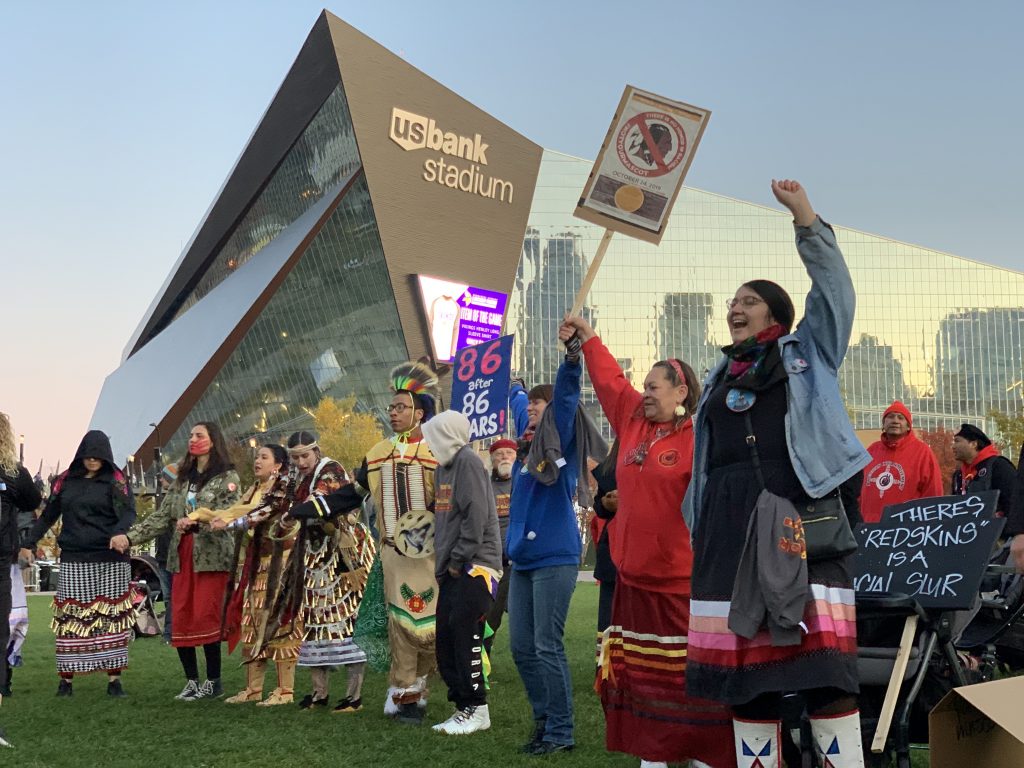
[389,107,514,204]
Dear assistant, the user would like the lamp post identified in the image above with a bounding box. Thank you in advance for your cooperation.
[18,434,24,464]
[149,422,162,495]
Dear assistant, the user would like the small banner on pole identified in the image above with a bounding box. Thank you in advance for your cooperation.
[450,334,514,442]
[573,85,711,245]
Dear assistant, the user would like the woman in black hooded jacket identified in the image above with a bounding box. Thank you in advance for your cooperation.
[1,412,42,745]
[21,430,136,697]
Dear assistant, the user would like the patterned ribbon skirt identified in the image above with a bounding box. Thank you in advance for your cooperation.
[598,581,736,767]
[53,561,135,674]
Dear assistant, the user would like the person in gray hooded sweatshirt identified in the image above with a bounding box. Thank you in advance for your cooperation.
[421,410,502,736]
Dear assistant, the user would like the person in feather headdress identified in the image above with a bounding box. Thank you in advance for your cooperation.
[290,360,440,725]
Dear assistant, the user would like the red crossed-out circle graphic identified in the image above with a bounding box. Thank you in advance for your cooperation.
[615,111,687,178]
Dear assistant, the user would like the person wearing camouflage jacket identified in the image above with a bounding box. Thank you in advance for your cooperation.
[126,422,241,701]
[130,470,241,573]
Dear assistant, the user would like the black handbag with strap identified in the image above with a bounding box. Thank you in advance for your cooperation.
[742,411,858,562]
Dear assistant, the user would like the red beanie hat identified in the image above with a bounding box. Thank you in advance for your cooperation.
[883,400,912,427]
[489,438,517,454]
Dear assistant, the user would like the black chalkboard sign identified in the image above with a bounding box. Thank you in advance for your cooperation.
[853,491,1004,610]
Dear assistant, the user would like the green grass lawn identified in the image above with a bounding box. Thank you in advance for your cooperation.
[1,584,930,767]
[0,584,633,768]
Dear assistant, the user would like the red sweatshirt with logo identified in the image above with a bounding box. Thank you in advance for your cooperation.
[582,337,694,595]
[861,432,943,523]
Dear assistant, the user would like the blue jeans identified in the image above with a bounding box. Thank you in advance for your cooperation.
[508,564,577,746]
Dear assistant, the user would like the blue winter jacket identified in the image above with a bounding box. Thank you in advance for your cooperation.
[683,217,871,537]
[506,360,582,570]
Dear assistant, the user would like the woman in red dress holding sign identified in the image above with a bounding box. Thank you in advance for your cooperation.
[560,316,735,768]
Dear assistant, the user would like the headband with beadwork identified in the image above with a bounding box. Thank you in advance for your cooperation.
[288,441,319,456]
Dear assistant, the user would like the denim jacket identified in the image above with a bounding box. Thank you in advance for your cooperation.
[683,217,870,536]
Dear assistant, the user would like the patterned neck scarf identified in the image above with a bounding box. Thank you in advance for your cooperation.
[723,324,787,382]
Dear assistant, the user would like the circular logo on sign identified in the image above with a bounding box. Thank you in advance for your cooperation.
[613,184,645,212]
[615,112,687,178]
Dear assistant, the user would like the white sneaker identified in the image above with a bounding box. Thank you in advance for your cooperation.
[384,687,401,716]
[434,704,490,735]
[640,762,668,768]
[175,680,202,701]
[432,710,460,732]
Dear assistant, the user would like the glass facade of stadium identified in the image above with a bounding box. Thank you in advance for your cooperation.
[511,150,1024,438]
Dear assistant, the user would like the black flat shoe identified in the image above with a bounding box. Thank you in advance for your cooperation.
[332,697,362,713]
[520,718,547,753]
[107,679,127,698]
[298,693,328,710]
[529,741,574,756]
[57,680,73,697]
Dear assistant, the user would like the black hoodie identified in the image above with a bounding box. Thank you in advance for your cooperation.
[1,463,42,565]
[24,430,136,563]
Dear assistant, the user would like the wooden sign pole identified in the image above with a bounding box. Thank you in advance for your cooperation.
[569,229,614,317]
[871,614,918,753]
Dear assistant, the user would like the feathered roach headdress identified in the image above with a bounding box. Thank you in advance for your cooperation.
[390,360,438,422]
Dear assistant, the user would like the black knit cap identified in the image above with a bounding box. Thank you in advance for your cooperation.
[956,423,991,448]
[742,280,795,332]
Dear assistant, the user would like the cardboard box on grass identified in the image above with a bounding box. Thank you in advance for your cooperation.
[930,676,1024,767]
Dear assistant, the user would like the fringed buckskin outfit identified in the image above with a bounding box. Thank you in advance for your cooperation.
[362,436,438,699]
[293,458,375,670]
[216,475,303,704]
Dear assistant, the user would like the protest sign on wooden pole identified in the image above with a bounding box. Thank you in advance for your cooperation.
[568,86,710,316]
[570,230,614,317]
[871,614,918,754]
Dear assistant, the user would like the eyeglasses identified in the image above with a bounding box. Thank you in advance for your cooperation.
[725,296,766,311]
[387,404,412,414]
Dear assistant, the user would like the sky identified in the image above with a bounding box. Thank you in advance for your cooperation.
[2,0,1022,472]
